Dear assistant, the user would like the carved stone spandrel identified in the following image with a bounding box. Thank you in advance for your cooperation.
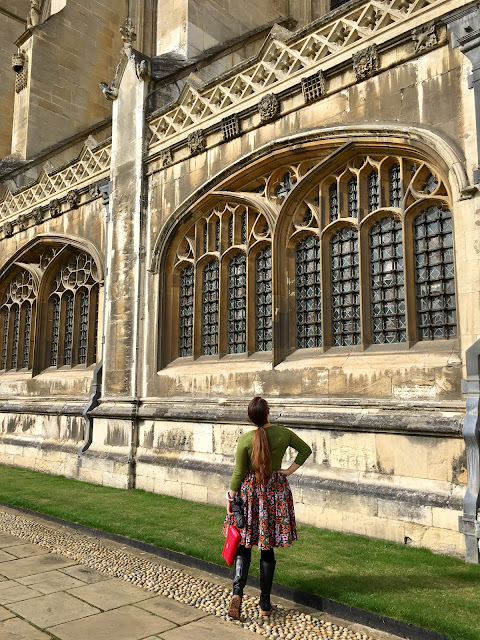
[187,130,205,156]
[352,45,379,81]
[258,93,280,123]
[412,21,438,54]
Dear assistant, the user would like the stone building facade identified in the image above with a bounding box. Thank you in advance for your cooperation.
[1,0,480,560]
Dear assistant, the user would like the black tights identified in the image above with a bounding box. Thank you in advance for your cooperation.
[237,545,275,563]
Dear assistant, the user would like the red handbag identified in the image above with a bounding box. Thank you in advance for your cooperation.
[222,525,241,566]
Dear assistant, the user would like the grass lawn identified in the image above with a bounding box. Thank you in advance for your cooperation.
[0,464,478,640]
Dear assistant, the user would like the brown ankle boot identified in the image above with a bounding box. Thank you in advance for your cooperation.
[228,594,242,619]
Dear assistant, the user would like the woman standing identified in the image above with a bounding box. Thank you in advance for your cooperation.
[224,396,312,620]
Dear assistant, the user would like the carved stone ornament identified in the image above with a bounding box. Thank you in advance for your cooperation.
[30,208,43,224]
[352,45,379,81]
[66,190,80,209]
[17,214,28,231]
[187,130,205,155]
[89,184,101,198]
[27,0,41,28]
[258,93,280,123]
[99,82,118,101]
[301,71,326,103]
[160,148,173,167]
[412,21,438,54]
[221,114,241,141]
[11,51,25,72]
[49,199,60,218]
[2,222,13,238]
[120,17,137,45]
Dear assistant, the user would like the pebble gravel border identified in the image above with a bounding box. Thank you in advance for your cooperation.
[0,510,377,640]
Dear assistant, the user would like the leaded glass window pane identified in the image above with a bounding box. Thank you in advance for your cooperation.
[203,223,208,253]
[228,254,247,354]
[228,216,234,245]
[370,217,406,344]
[63,293,74,365]
[331,227,361,346]
[78,290,89,364]
[242,212,247,245]
[256,246,272,351]
[414,206,456,340]
[179,265,194,357]
[202,260,219,355]
[11,306,20,369]
[51,297,60,366]
[275,172,293,200]
[329,182,338,222]
[215,220,220,251]
[389,164,401,207]
[368,170,379,212]
[348,177,358,217]
[296,235,322,349]
[23,304,32,368]
[1,309,9,369]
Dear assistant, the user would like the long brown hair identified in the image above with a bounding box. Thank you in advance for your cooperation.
[248,396,272,486]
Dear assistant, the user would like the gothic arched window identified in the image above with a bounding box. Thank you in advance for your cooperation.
[0,270,37,372]
[296,235,322,349]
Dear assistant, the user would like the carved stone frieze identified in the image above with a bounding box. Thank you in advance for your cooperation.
[258,94,279,123]
[412,21,438,54]
[66,190,80,209]
[17,215,28,231]
[301,71,326,103]
[352,45,379,81]
[2,222,13,237]
[160,148,173,168]
[31,208,43,224]
[89,184,101,199]
[221,114,240,141]
[187,130,205,156]
[49,199,60,218]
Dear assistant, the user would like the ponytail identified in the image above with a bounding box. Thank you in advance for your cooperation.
[248,397,272,486]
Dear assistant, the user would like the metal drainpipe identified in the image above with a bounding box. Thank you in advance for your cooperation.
[77,179,112,476]
[459,339,480,562]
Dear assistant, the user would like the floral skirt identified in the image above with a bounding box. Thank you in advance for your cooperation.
[223,471,297,549]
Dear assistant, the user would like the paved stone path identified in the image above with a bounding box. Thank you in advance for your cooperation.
[0,507,401,640]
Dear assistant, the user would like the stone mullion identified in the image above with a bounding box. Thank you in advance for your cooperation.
[359,224,373,347]
[193,263,203,359]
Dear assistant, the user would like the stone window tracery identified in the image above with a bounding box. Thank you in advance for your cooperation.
[47,251,100,369]
[0,244,101,375]
[0,270,36,372]
[164,149,457,367]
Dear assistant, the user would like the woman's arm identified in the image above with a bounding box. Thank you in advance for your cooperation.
[279,462,300,476]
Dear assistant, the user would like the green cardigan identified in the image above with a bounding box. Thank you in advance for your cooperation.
[230,424,312,491]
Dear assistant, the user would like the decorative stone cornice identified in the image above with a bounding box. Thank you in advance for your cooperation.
[148,0,457,149]
[0,140,111,223]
